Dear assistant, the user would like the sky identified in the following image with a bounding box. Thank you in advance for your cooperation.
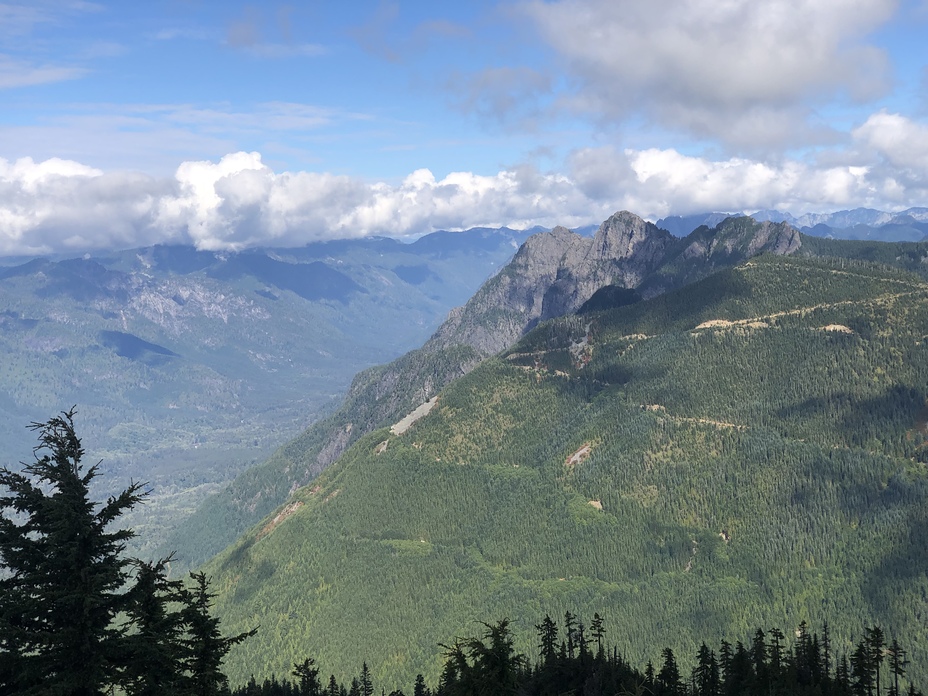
[1,0,928,254]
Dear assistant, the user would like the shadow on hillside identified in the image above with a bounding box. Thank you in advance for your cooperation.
[776,385,924,453]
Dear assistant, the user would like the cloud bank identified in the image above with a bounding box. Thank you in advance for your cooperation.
[2,110,927,255]
[520,0,897,150]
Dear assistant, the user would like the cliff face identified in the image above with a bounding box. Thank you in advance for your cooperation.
[428,211,801,356]
[539,212,675,321]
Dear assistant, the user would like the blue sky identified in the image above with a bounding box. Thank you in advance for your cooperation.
[1,0,928,253]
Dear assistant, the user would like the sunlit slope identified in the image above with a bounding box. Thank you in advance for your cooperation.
[207,255,928,689]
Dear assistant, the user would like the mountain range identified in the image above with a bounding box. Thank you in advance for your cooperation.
[6,208,928,692]
[656,206,928,242]
[146,212,927,690]
[166,213,810,567]
[0,227,534,555]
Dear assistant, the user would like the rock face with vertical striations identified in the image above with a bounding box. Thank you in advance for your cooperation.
[426,211,799,355]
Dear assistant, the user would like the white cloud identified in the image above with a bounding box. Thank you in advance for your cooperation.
[853,111,928,172]
[2,114,928,256]
[520,0,897,150]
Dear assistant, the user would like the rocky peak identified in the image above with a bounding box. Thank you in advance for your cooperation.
[429,211,675,354]
[591,211,673,261]
[748,220,801,256]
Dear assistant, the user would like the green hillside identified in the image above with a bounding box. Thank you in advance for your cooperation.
[174,218,928,572]
[203,254,928,691]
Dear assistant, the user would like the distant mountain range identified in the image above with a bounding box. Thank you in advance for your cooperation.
[0,226,534,555]
[656,206,928,242]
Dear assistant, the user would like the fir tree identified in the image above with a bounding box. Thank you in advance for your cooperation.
[0,409,145,695]
[868,627,886,696]
[888,639,908,696]
[693,643,721,696]
[590,613,606,660]
[293,658,322,696]
[120,556,189,695]
[535,615,558,666]
[413,674,429,696]
[658,647,683,696]
[360,662,374,696]
[564,611,577,660]
[183,571,257,696]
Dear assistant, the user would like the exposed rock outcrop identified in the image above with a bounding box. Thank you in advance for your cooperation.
[428,211,798,356]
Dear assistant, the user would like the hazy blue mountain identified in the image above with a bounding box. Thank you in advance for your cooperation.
[660,207,928,242]
[0,226,535,556]
[654,212,744,236]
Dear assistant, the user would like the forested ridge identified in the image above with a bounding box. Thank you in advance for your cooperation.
[7,414,923,696]
[199,255,928,688]
[170,216,928,573]
[6,252,928,692]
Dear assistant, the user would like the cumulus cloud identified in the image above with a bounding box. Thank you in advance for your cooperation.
[519,0,897,150]
[3,112,928,256]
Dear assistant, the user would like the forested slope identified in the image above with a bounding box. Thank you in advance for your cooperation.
[173,213,853,568]
[204,255,928,689]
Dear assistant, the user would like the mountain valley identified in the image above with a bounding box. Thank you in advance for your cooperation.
[0,228,533,555]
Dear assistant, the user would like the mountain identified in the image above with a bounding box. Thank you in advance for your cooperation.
[0,227,531,555]
[665,208,928,242]
[168,213,813,568]
[203,251,928,690]
[655,212,745,236]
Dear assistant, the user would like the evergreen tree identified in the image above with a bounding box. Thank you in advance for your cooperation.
[183,571,257,696]
[751,628,768,691]
[693,643,721,696]
[837,654,852,695]
[466,619,522,696]
[888,639,908,696]
[293,658,322,696]
[437,640,467,696]
[413,674,429,696]
[658,647,683,696]
[120,556,189,695]
[576,620,590,665]
[360,662,374,696]
[327,675,340,696]
[852,640,875,696]
[535,615,558,666]
[868,627,886,696]
[725,642,752,696]
[564,611,577,660]
[590,613,606,660]
[718,640,733,685]
[0,410,145,695]
[769,627,786,680]
[823,622,833,683]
